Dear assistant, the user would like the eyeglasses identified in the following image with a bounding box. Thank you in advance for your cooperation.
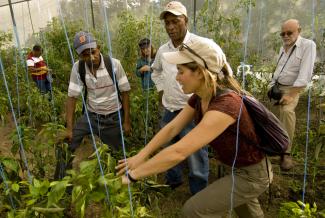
[180,43,209,70]
[280,31,293,37]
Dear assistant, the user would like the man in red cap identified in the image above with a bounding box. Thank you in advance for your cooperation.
[65,31,131,155]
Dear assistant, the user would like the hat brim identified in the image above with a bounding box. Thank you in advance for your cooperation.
[163,51,193,65]
[160,10,184,19]
[139,43,150,48]
[76,42,97,55]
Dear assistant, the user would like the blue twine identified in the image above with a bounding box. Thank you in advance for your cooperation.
[302,87,311,204]
[41,31,56,117]
[0,57,32,184]
[230,96,244,213]
[257,0,264,55]
[82,0,90,30]
[14,49,21,119]
[302,0,316,204]
[144,5,154,145]
[230,0,252,213]
[36,1,57,122]
[99,0,134,216]
[56,0,75,67]
[243,0,252,63]
[12,25,33,124]
[56,0,112,206]
[0,163,16,210]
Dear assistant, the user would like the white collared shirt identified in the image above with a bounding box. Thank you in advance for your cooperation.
[68,54,130,115]
[271,36,316,87]
[151,31,201,111]
[26,55,44,66]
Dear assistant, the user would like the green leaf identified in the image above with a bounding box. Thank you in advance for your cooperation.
[39,180,50,195]
[49,181,60,187]
[75,195,86,218]
[7,210,15,218]
[1,158,19,173]
[116,191,128,204]
[79,159,97,175]
[80,200,85,218]
[29,185,40,198]
[72,185,82,203]
[88,191,105,202]
[11,183,19,192]
[47,180,68,207]
[33,178,41,188]
[26,199,37,206]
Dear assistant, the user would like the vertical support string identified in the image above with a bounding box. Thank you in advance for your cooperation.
[98,0,134,216]
[0,56,32,184]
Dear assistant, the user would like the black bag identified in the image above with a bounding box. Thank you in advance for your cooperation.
[217,90,289,156]
[267,82,283,101]
[268,45,297,101]
[241,94,289,156]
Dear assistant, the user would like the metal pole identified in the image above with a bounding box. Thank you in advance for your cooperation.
[0,0,31,7]
[193,0,197,33]
[27,1,35,34]
[90,0,95,29]
[8,0,17,27]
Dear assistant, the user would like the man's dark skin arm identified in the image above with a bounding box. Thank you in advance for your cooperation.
[121,91,131,135]
[65,96,77,142]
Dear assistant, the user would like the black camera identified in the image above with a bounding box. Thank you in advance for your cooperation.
[267,83,283,101]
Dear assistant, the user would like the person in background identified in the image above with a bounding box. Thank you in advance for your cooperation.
[117,37,273,218]
[26,44,52,94]
[150,1,209,195]
[135,38,156,90]
[65,31,131,154]
[268,19,316,170]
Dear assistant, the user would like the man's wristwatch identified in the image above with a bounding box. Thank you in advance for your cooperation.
[127,171,137,183]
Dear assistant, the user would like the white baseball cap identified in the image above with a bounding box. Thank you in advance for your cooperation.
[160,1,187,19]
[163,37,233,76]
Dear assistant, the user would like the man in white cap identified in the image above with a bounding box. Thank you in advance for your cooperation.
[151,1,209,195]
[65,31,131,155]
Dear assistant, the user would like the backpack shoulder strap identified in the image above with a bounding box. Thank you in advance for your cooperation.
[103,56,113,81]
[103,56,122,103]
[78,60,88,114]
[78,60,87,86]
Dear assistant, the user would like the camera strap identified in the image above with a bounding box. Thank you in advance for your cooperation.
[273,44,297,83]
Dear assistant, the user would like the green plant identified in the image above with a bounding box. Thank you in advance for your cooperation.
[127,89,160,146]
[67,144,153,218]
[279,201,325,218]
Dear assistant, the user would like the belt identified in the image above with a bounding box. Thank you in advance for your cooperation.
[166,109,182,114]
[89,110,119,119]
[277,82,292,86]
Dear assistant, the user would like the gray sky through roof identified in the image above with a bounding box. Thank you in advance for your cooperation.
[0,0,58,46]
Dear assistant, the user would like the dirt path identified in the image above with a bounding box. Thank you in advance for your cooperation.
[0,114,15,158]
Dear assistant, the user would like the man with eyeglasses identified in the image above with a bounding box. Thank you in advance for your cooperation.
[151,1,209,195]
[268,19,316,170]
[65,31,131,156]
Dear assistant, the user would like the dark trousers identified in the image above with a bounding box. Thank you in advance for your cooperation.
[70,110,123,152]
